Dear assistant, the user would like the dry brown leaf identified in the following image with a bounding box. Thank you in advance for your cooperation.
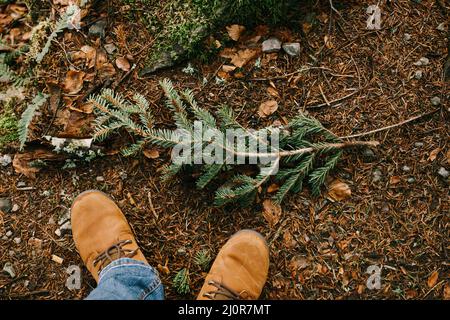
[222,65,236,73]
[267,183,279,193]
[143,149,160,159]
[427,270,439,288]
[289,256,309,273]
[63,70,85,94]
[157,263,170,276]
[116,56,131,72]
[226,24,245,41]
[327,180,351,202]
[98,63,116,79]
[428,148,441,162]
[13,149,64,179]
[219,47,237,59]
[267,86,280,98]
[324,35,334,49]
[258,100,278,118]
[262,199,282,228]
[81,45,97,69]
[389,176,401,185]
[444,283,450,300]
[230,49,258,68]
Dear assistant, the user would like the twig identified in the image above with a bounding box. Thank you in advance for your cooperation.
[306,90,359,109]
[340,109,440,139]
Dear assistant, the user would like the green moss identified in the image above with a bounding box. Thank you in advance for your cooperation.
[0,106,18,150]
[124,0,299,75]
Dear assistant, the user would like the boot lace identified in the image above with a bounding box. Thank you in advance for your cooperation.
[93,240,138,271]
[203,280,248,300]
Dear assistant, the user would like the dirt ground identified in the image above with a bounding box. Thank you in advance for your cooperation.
[0,0,449,300]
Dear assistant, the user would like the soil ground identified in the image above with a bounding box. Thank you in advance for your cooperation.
[0,0,449,299]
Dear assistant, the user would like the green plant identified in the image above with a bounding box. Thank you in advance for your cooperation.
[34,4,80,63]
[0,107,18,150]
[18,92,49,150]
[194,249,212,271]
[90,79,378,206]
[173,268,190,295]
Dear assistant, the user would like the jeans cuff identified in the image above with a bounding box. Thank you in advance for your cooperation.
[98,257,154,283]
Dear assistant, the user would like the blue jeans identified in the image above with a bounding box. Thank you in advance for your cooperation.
[86,258,165,300]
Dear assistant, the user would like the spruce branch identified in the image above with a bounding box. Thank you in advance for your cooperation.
[91,79,380,206]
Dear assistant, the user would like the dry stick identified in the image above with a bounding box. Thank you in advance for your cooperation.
[340,109,440,140]
[306,90,358,109]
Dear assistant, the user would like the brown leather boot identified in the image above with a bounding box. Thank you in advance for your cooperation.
[71,190,148,282]
[197,230,269,300]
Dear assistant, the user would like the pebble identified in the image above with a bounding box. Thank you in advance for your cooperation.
[177,247,187,255]
[413,57,429,66]
[407,177,415,183]
[373,169,383,183]
[0,198,12,213]
[402,165,411,172]
[2,262,15,278]
[104,43,117,54]
[5,230,12,237]
[282,42,301,57]
[11,204,19,212]
[414,70,423,80]
[438,167,449,178]
[363,148,376,162]
[414,142,424,147]
[96,176,105,182]
[17,181,26,188]
[403,33,411,41]
[0,154,12,166]
[430,96,441,106]
[13,237,21,244]
[262,37,282,53]
[89,20,107,38]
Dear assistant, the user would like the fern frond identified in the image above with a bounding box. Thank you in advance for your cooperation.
[18,92,48,150]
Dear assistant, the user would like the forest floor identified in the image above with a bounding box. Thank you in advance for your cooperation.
[0,0,449,300]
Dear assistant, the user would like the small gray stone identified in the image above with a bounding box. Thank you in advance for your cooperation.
[96,176,105,182]
[413,57,429,66]
[407,177,415,183]
[54,228,61,237]
[3,262,15,278]
[104,43,117,54]
[89,20,107,38]
[0,154,12,167]
[0,198,12,213]
[402,165,411,172]
[373,169,383,183]
[414,142,424,147]
[438,167,449,178]
[11,204,19,212]
[363,148,376,162]
[177,247,187,255]
[1,236,8,241]
[13,237,21,244]
[5,230,12,237]
[414,70,423,80]
[282,42,300,57]
[17,181,26,188]
[430,96,441,106]
[403,33,411,42]
[262,37,282,53]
